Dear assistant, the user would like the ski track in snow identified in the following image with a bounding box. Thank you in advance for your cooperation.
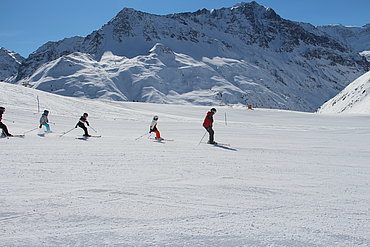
[0,83,370,246]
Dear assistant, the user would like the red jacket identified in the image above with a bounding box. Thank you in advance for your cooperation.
[203,112,214,127]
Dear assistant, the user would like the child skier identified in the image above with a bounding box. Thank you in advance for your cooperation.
[0,106,12,137]
[149,115,162,140]
[203,108,217,144]
[75,113,91,137]
[39,110,51,132]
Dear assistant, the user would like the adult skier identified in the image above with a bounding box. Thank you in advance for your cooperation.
[39,110,51,132]
[0,106,12,137]
[149,115,162,140]
[203,108,217,144]
[75,113,91,137]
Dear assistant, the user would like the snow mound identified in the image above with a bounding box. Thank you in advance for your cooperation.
[318,71,370,114]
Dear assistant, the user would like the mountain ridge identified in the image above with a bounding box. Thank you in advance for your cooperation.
[1,1,369,112]
[0,47,25,82]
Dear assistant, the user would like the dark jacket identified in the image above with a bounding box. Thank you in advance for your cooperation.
[0,110,3,122]
[76,116,89,127]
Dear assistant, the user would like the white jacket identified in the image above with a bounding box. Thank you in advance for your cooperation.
[150,119,158,130]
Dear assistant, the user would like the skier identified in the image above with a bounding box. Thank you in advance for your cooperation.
[149,115,162,140]
[203,108,217,144]
[0,106,12,137]
[39,110,51,132]
[75,113,91,137]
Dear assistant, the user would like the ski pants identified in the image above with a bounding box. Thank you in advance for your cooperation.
[77,122,89,136]
[153,130,160,139]
[42,123,50,132]
[204,126,214,143]
[150,126,160,139]
[0,121,11,136]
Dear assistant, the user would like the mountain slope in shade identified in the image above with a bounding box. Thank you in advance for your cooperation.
[317,71,370,114]
[317,24,370,61]
[0,48,25,82]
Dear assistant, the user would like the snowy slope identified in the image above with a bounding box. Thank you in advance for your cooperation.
[1,82,370,246]
[318,71,370,114]
[6,2,368,112]
[23,45,297,107]
[0,47,24,82]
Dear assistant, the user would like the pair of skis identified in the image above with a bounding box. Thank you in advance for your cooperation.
[3,134,101,138]
[200,141,230,146]
[149,137,174,142]
[135,133,173,142]
[3,134,25,138]
[59,125,99,138]
[198,131,229,146]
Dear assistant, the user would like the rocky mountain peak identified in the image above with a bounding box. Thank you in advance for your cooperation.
[0,47,25,82]
[0,47,24,64]
[231,1,279,18]
[109,7,148,26]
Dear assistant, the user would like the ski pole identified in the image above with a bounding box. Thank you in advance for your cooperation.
[135,132,149,141]
[3,131,10,139]
[23,127,39,134]
[60,127,76,137]
[89,125,98,133]
[198,131,207,145]
[3,118,15,123]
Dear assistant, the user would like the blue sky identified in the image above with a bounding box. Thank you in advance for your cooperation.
[1,0,369,58]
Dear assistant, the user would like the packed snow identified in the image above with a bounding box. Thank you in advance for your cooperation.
[1,82,369,246]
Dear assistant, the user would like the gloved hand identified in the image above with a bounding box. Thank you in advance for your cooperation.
[39,125,42,128]
[149,129,153,133]
[75,125,78,128]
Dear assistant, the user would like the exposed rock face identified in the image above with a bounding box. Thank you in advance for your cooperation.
[0,48,24,82]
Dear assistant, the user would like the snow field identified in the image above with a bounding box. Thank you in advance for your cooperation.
[1,82,370,246]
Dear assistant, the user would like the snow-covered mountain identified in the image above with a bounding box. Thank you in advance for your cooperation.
[318,24,370,61]
[0,47,24,82]
[317,71,370,114]
[3,2,370,111]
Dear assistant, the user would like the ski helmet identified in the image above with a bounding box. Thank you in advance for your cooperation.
[43,110,49,115]
[153,115,158,120]
[83,113,88,117]
[210,108,217,113]
[0,107,4,113]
